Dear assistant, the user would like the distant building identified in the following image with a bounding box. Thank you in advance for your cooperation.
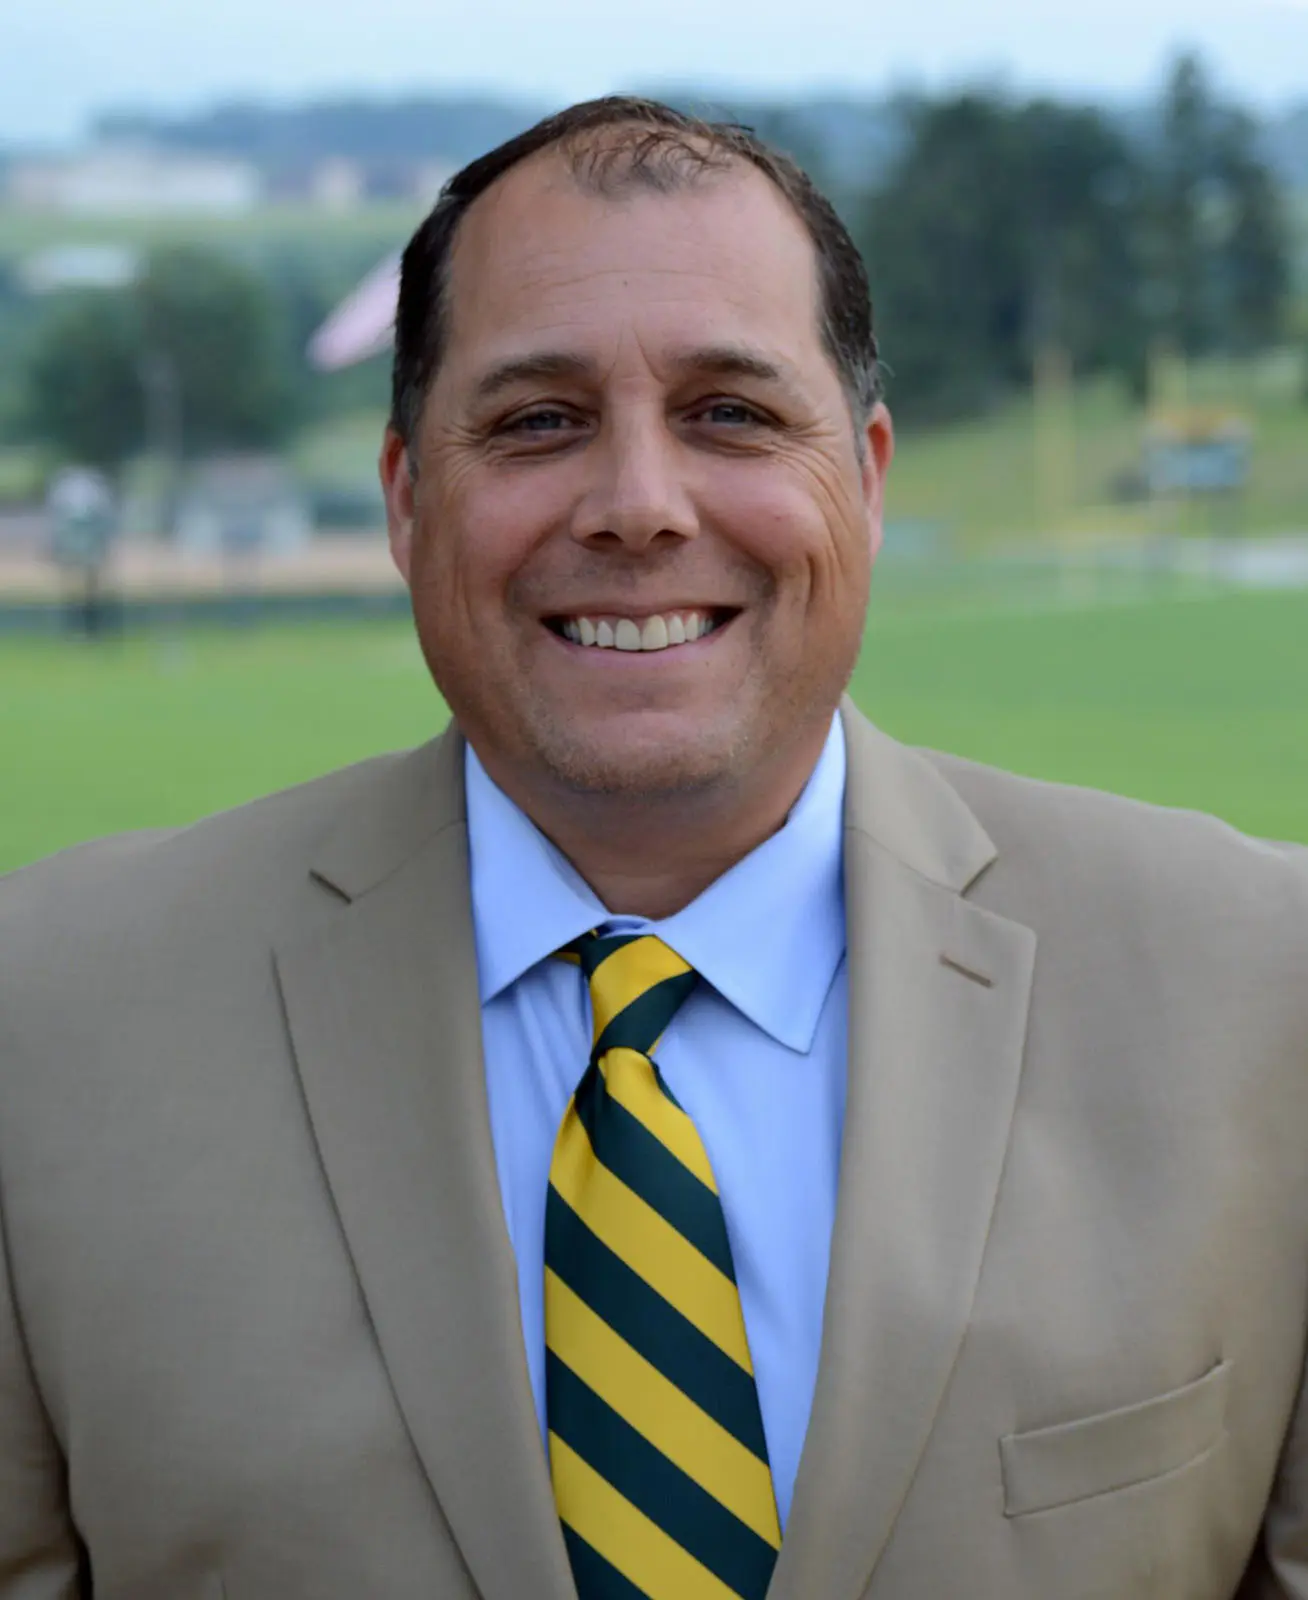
[175,456,311,558]
[6,142,262,217]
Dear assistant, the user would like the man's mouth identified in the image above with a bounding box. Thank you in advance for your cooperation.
[544,607,738,653]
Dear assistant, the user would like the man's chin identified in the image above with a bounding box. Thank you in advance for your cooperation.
[527,713,750,801]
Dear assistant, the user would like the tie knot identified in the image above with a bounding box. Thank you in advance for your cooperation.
[562,932,697,1060]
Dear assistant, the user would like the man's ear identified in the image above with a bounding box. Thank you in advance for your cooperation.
[379,426,416,584]
[861,401,895,564]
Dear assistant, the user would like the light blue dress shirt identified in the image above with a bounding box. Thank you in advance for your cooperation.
[465,717,848,1528]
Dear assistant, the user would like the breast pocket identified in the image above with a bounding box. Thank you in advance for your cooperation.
[1000,1359,1232,1518]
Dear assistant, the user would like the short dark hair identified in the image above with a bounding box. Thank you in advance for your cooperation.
[389,95,882,448]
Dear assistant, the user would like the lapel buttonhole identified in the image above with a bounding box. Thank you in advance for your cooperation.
[939,951,996,988]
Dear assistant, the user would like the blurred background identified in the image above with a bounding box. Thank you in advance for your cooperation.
[2,0,1307,870]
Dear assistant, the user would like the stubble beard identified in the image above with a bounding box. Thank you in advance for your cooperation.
[515,688,765,803]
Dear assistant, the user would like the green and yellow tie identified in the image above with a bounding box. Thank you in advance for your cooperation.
[545,931,782,1600]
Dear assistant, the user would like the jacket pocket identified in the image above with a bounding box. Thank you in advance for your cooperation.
[1000,1358,1231,1517]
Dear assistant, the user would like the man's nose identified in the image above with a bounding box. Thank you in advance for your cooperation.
[569,412,699,551]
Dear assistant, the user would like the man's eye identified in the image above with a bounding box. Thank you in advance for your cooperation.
[697,401,764,426]
[506,409,575,433]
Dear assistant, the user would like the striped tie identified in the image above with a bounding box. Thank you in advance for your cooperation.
[545,931,781,1600]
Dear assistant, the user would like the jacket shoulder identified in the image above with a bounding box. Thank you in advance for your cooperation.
[919,746,1308,939]
[924,746,1304,862]
[0,745,423,959]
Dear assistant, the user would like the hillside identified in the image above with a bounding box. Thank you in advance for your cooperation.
[79,91,1308,198]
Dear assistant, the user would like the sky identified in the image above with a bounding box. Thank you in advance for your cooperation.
[4,0,1308,146]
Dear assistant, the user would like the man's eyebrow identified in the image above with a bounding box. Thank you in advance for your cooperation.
[670,345,790,385]
[471,353,594,402]
[469,344,795,403]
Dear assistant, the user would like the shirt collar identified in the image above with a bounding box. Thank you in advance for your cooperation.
[465,716,846,1054]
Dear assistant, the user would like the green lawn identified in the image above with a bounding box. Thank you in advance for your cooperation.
[3,584,1307,874]
[860,586,1308,844]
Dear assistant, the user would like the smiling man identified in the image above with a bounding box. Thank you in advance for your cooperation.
[3,98,1308,1600]
[380,113,890,924]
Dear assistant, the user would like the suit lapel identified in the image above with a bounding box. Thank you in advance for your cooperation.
[274,729,575,1600]
[768,707,1036,1600]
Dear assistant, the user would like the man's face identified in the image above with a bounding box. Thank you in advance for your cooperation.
[382,150,893,804]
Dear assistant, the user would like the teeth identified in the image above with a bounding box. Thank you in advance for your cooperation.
[641,615,669,651]
[560,609,721,651]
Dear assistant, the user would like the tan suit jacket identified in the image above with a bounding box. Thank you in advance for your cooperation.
[2,701,1308,1599]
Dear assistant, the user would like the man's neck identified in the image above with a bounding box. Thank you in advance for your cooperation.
[477,727,831,921]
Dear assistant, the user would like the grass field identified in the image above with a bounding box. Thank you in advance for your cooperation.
[3,582,1307,874]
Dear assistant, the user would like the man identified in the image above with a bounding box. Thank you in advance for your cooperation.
[1,97,1307,1600]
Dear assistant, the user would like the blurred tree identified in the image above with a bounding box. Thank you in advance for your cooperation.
[21,292,146,473]
[1147,52,1212,356]
[856,95,1021,420]
[21,246,297,476]
[857,93,1145,422]
[1015,100,1147,382]
[135,245,297,455]
[857,57,1291,422]
[1143,52,1291,359]
[1211,111,1291,354]
[0,259,30,448]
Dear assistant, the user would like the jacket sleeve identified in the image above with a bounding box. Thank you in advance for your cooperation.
[0,1182,84,1598]
[1238,1357,1308,1597]
[1237,851,1308,1597]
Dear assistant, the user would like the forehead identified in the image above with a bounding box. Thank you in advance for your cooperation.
[439,149,824,378]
